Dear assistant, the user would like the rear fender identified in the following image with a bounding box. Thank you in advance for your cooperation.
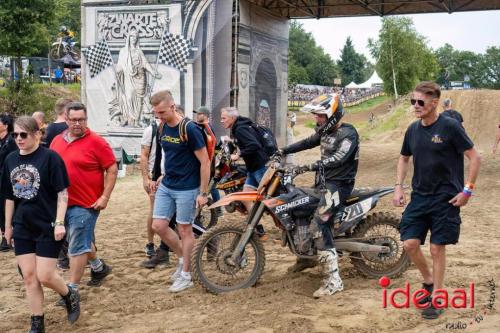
[208,191,262,209]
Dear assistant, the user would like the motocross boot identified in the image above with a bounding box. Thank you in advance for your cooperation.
[313,248,344,298]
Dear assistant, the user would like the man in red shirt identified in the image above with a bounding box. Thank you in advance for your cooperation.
[51,102,118,290]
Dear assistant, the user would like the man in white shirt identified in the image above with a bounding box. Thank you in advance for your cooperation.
[140,118,169,267]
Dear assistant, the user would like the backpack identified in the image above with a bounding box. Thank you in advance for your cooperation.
[178,117,216,162]
[250,123,278,157]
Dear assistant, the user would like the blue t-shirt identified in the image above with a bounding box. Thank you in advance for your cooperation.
[160,121,206,190]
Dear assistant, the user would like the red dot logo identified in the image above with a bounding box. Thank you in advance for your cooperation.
[379,276,391,288]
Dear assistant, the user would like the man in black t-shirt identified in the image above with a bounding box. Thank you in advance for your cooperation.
[44,98,72,147]
[393,82,481,320]
[441,98,463,125]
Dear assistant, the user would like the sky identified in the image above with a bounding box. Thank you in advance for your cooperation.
[299,10,500,62]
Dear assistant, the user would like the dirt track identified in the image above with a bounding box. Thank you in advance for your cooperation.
[1,90,499,332]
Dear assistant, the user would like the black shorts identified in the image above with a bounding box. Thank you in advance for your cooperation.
[13,238,64,258]
[400,192,461,245]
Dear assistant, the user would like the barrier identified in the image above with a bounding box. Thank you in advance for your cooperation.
[288,92,385,109]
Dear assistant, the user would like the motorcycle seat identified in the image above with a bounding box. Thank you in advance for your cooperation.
[301,187,321,200]
[346,187,394,204]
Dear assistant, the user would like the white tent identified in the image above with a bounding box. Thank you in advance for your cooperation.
[345,81,359,89]
[356,71,383,89]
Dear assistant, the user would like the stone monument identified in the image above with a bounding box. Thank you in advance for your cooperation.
[81,0,289,155]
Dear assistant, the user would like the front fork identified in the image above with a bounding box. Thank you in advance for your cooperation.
[228,201,266,266]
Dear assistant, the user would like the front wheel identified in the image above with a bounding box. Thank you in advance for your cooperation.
[350,212,410,278]
[191,221,265,294]
[193,198,218,235]
[49,45,64,60]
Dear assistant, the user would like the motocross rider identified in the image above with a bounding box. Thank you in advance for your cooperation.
[59,26,75,46]
[279,94,359,298]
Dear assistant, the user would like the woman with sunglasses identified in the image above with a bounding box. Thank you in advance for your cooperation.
[0,113,18,251]
[1,116,80,332]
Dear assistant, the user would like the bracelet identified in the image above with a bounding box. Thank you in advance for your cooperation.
[101,195,109,200]
[395,183,403,187]
[462,188,472,197]
[52,220,65,227]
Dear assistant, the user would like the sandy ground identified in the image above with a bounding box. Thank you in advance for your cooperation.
[1,90,499,333]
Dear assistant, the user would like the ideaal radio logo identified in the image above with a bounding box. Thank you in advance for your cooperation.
[378,276,496,330]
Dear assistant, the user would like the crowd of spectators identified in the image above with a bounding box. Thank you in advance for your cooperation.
[288,84,383,106]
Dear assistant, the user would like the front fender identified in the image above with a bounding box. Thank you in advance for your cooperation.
[208,191,263,209]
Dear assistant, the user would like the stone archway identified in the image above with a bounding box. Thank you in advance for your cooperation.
[253,58,277,131]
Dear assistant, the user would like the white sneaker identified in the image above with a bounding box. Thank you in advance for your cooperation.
[170,264,182,282]
[168,275,194,293]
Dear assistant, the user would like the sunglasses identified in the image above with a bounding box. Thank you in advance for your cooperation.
[12,132,29,139]
[410,99,426,107]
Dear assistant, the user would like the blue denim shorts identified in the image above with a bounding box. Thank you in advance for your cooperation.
[153,183,198,224]
[66,206,100,256]
[244,166,268,189]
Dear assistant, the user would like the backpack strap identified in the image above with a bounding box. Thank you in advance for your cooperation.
[179,117,192,142]
[150,120,158,147]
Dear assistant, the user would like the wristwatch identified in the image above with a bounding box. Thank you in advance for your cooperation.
[52,220,65,227]
[200,192,209,197]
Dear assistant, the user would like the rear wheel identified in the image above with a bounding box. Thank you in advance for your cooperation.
[69,46,81,61]
[350,212,410,278]
[191,221,265,294]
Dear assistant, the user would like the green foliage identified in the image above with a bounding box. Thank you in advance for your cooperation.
[434,44,499,89]
[338,37,371,85]
[345,95,391,114]
[288,59,310,85]
[305,52,338,86]
[288,21,339,86]
[479,47,500,89]
[0,83,80,117]
[369,17,438,96]
[0,0,57,79]
[358,100,410,140]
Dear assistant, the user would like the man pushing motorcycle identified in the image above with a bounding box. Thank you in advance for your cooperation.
[278,93,359,298]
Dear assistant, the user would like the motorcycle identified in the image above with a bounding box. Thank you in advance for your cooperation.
[212,141,247,214]
[50,37,80,61]
[191,157,410,293]
[193,141,246,230]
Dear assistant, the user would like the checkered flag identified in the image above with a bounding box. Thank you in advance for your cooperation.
[157,32,191,72]
[82,40,114,78]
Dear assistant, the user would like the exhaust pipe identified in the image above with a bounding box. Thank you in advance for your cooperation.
[335,241,390,253]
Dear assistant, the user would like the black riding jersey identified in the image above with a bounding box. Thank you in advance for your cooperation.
[283,123,359,182]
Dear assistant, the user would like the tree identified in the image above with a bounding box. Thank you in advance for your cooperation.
[288,59,310,85]
[434,43,455,85]
[288,20,339,86]
[479,47,500,89]
[360,55,375,84]
[0,0,56,79]
[306,52,339,86]
[338,37,366,84]
[369,17,438,97]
